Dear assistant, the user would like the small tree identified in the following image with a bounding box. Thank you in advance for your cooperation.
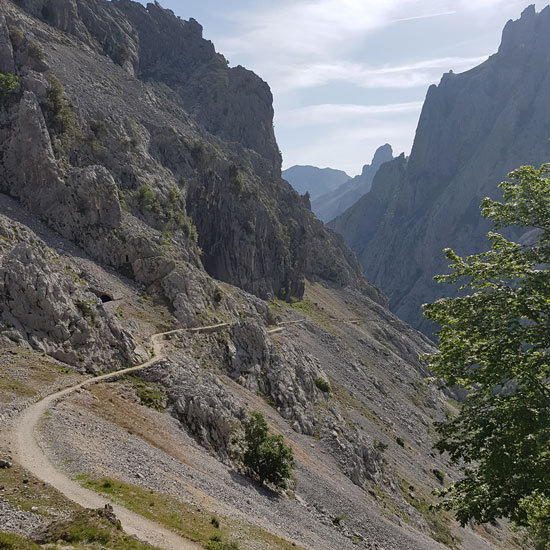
[0,73,19,96]
[423,163,550,530]
[242,411,293,489]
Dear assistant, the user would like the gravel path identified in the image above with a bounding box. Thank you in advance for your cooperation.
[9,329,204,550]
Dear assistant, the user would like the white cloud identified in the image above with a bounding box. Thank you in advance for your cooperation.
[280,101,424,127]
[270,55,488,93]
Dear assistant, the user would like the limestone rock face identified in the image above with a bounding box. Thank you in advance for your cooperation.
[0,216,144,371]
[1,0,366,314]
[331,5,550,335]
[13,0,139,74]
[0,3,14,73]
[313,144,393,223]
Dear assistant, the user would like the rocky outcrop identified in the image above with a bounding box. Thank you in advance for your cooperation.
[331,6,550,335]
[150,320,386,488]
[313,144,393,223]
[0,216,145,371]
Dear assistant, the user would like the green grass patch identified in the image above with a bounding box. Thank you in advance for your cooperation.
[329,377,382,427]
[0,463,76,517]
[289,298,334,333]
[0,532,40,550]
[79,477,306,549]
[0,375,36,398]
[122,376,165,412]
[79,477,231,545]
[40,510,161,549]
[398,476,459,548]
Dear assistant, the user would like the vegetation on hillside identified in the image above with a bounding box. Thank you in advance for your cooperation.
[242,411,294,489]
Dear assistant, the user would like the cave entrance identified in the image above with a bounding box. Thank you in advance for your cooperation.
[100,294,113,303]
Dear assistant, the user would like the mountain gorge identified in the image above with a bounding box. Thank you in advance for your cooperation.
[330,5,550,335]
[282,165,351,200]
[313,144,393,223]
[0,1,524,549]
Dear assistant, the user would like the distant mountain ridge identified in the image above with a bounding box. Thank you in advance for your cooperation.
[330,5,550,335]
[282,165,350,200]
[313,144,393,222]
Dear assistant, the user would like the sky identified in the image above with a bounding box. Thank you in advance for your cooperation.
[137,1,545,175]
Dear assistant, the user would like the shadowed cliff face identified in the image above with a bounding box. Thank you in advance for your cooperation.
[330,5,550,336]
[1,0,369,311]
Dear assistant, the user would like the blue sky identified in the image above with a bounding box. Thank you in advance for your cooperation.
[137,1,545,175]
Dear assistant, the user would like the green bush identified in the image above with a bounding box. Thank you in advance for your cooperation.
[242,411,293,489]
[135,184,157,212]
[519,492,550,550]
[207,537,240,550]
[214,287,223,304]
[28,43,44,62]
[314,377,330,393]
[44,75,77,137]
[8,25,24,48]
[0,73,19,96]
[433,469,445,485]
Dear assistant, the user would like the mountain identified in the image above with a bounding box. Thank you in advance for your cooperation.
[0,1,514,549]
[313,144,393,222]
[330,5,550,335]
[282,165,350,200]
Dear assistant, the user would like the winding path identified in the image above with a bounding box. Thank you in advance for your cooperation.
[11,325,230,550]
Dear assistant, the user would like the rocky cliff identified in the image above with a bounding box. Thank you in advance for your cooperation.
[0,0,367,323]
[314,144,393,223]
[330,5,550,334]
[282,165,350,200]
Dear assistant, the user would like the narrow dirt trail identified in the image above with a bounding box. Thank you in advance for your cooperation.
[10,326,231,550]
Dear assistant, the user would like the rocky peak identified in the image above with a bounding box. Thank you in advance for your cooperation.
[312,143,394,223]
[499,4,547,55]
[11,0,281,167]
[366,143,393,175]
[330,5,550,335]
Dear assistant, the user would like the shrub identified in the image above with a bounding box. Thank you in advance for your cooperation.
[44,75,77,137]
[396,436,405,448]
[518,492,550,550]
[332,514,348,526]
[229,163,244,196]
[8,25,24,48]
[242,411,293,489]
[210,516,220,529]
[135,184,157,212]
[314,377,330,393]
[214,287,223,304]
[76,299,96,325]
[433,469,445,485]
[28,43,44,62]
[0,73,19,96]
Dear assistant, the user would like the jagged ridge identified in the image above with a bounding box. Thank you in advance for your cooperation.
[330,5,550,334]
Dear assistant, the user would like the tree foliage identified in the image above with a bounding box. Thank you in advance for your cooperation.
[0,73,19,96]
[423,163,550,529]
[242,411,293,489]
